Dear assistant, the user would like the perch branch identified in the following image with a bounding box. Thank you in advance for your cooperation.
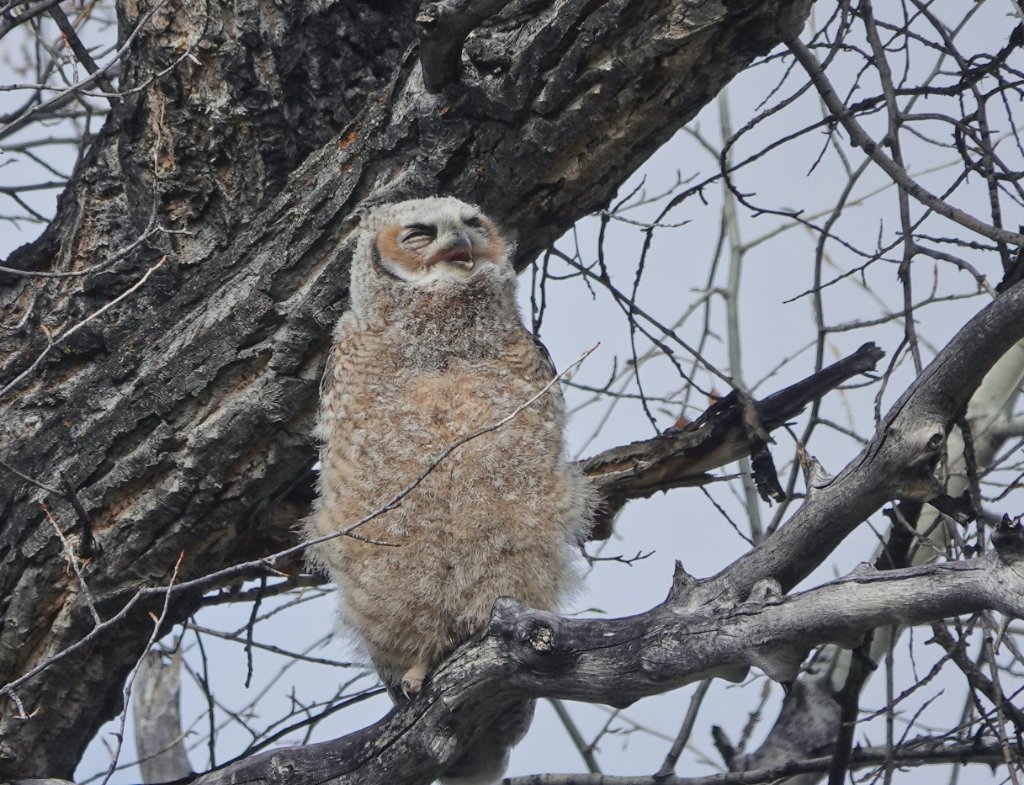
[581,342,885,538]
[187,539,1024,785]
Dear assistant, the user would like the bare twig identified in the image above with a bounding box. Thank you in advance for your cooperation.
[786,36,1024,248]
[0,255,167,402]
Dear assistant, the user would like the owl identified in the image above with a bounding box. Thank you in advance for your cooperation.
[306,196,594,784]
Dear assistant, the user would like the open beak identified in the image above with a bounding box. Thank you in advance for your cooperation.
[429,235,474,270]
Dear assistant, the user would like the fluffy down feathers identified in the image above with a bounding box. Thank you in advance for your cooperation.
[306,197,593,783]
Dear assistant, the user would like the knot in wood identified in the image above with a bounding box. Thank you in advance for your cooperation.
[416,3,441,28]
[746,578,783,604]
[512,611,560,650]
[503,606,565,668]
[848,562,879,578]
[528,625,554,652]
[489,598,563,658]
[268,754,295,778]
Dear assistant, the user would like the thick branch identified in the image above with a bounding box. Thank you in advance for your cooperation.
[189,544,1024,785]
[416,0,508,93]
[582,342,884,537]
[506,740,1024,783]
[715,280,1024,599]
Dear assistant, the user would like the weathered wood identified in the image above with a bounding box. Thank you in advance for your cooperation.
[582,342,885,538]
[188,537,1024,785]
[133,651,193,783]
[712,279,1024,602]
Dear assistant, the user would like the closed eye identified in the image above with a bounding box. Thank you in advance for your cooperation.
[401,223,436,244]
[463,215,483,228]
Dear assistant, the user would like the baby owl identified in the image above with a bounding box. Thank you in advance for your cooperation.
[306,196,594,783]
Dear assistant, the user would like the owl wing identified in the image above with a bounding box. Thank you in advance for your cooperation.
[316,313,362,435]
[319,333,345,401]
[531,333,557,381]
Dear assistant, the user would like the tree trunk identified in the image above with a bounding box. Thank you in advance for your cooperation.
[0,0,812,777]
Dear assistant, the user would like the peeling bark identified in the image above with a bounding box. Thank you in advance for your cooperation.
[583,342,885,537]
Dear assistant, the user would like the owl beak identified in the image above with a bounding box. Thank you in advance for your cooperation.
[431,236,474,270]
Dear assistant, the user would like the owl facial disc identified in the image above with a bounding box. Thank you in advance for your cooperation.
[360,197,513,293]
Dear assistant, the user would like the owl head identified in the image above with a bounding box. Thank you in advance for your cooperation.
[348,197,518,328]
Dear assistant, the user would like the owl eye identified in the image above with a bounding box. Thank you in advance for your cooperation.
[401,224,436,246]
[463,215,483,228]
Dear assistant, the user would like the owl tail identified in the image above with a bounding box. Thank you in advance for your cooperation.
[439,700,536,785]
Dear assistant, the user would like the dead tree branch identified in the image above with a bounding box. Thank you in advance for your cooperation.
[187,542,1024,785]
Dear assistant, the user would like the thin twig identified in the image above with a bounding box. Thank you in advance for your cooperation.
[0,255,167,402]
[40,501,100,625]
[787,36,1024,248]
[656,679,712,777]
[549,699,601,773]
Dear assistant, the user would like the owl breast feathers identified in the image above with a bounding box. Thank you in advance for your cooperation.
[305,196,594,783]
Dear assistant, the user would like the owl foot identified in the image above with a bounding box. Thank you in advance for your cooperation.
[401,662,429,697]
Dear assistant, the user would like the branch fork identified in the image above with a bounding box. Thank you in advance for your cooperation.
[187,531,1024,785]
[416,0,507,93]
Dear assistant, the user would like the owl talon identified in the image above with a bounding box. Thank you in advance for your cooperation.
[401,663,428,697]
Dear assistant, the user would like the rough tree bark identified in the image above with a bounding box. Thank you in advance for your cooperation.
[0,0,815,778]
[736,339,1024,781]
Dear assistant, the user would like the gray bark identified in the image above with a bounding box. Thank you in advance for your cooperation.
[736,338,1024,780]
[133,651,192,783]
[0,0,814,778]
[188,542,1024,785]
[710,280,1024,601]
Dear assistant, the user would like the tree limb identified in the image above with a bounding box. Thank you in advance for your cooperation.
[188,541,1024,785]
[416,0,508,93]
[582,342,885,538]
[714,279,1024,600]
